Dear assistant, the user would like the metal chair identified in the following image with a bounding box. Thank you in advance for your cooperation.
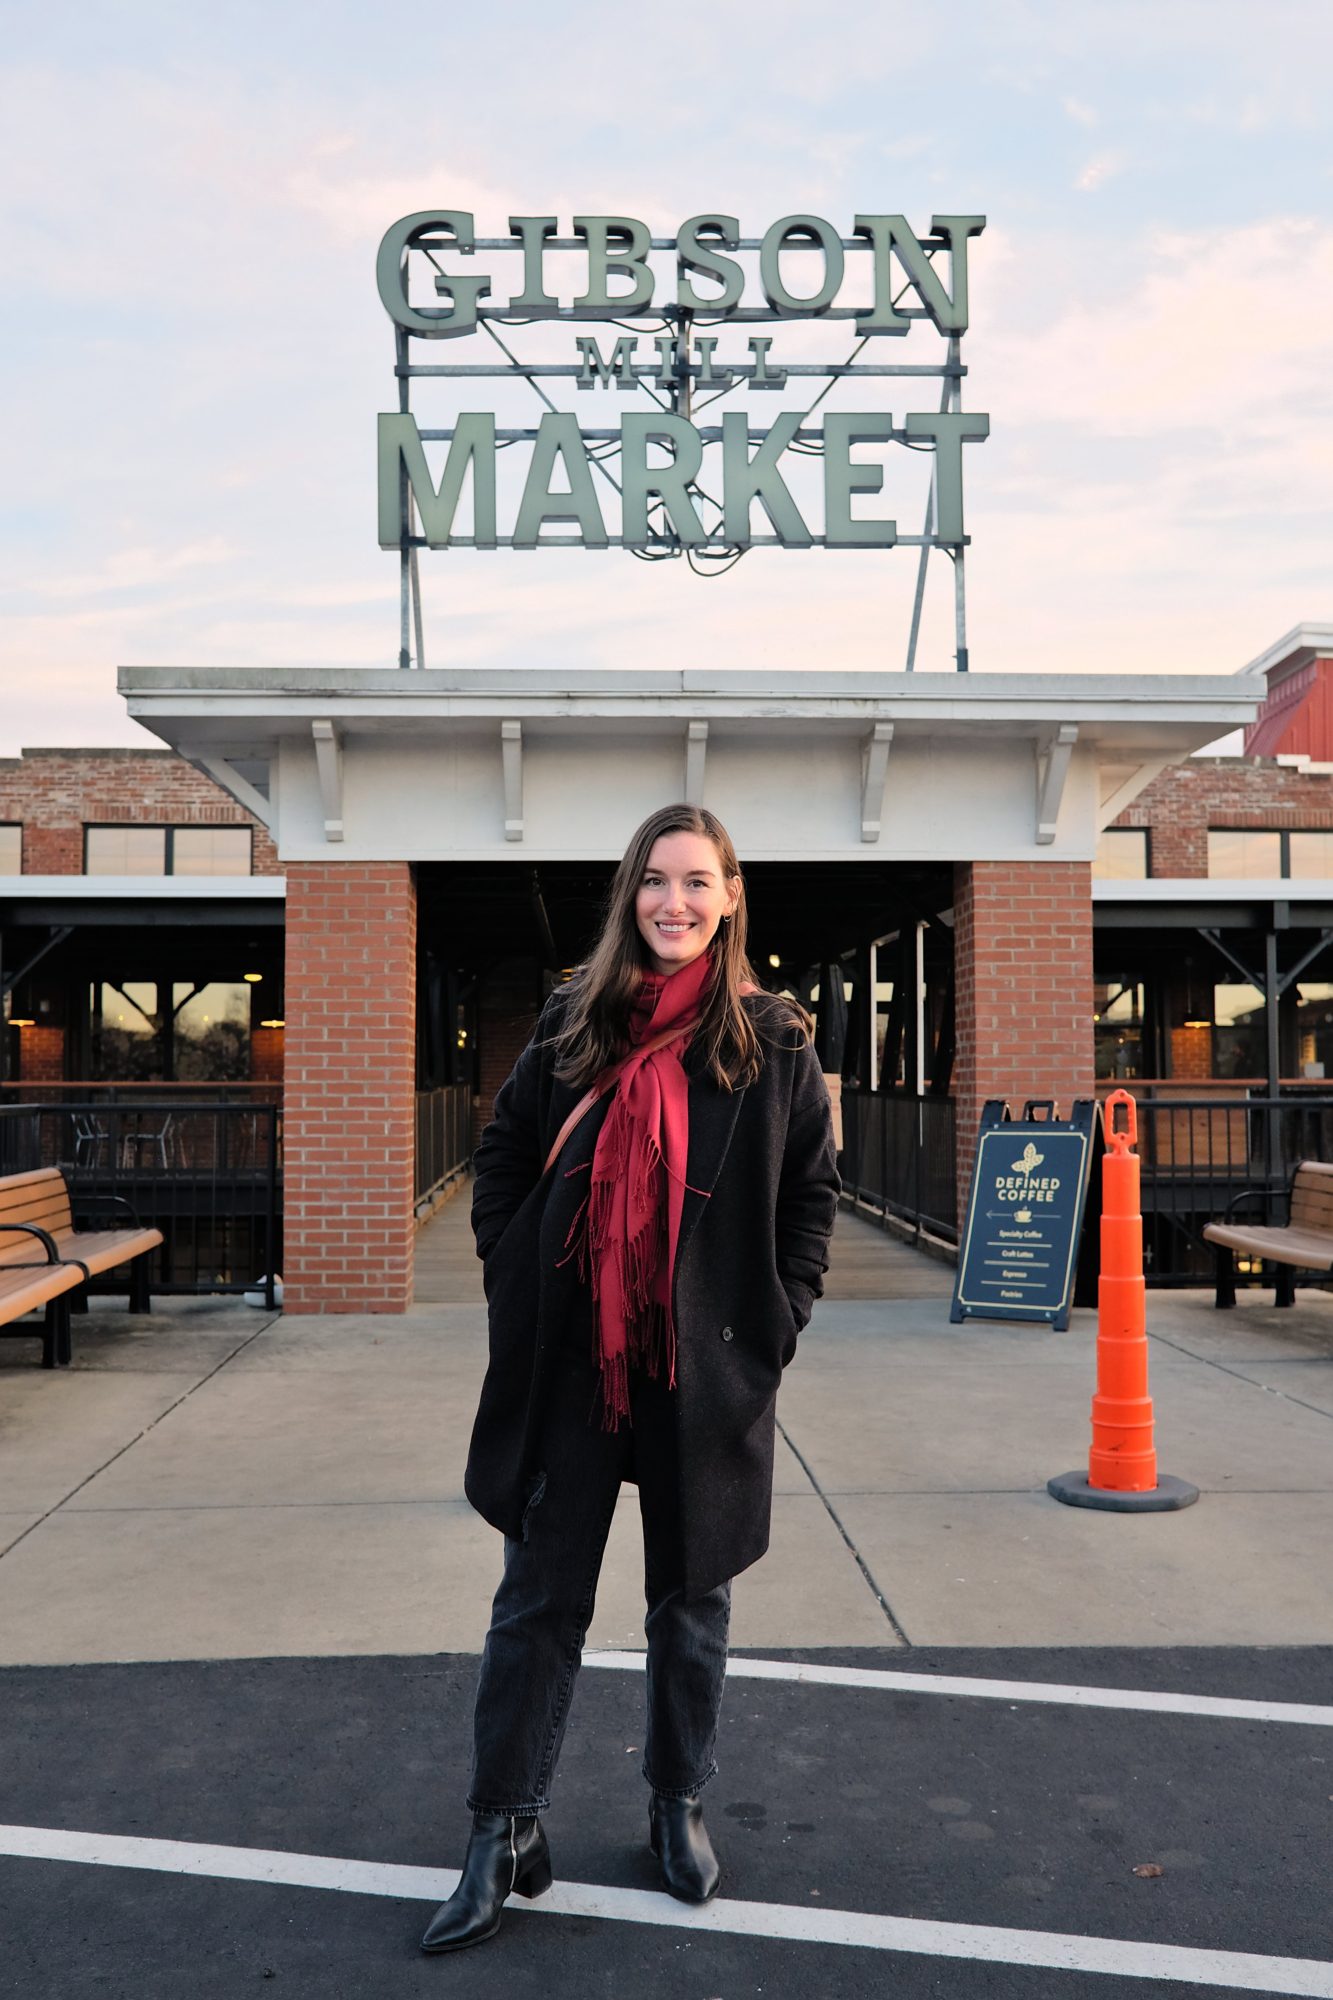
[120,1113,174,1170]
[72,1113,109,1168]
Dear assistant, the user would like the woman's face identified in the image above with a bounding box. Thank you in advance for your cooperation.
[635,831,740,978]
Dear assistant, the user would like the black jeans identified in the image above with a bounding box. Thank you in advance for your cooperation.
[468,1343,731,1815]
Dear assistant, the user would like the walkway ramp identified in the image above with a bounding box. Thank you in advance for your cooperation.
[414,1188,953,1306]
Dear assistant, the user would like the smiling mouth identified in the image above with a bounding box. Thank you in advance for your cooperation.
[656,922,695,933]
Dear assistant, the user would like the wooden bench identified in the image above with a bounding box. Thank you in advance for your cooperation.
[1203,1159,1333,1309]
[0,1169,164,1365]
[0,1226,85,1369]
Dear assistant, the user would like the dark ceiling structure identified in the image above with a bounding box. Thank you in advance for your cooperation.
[416,859,957,978]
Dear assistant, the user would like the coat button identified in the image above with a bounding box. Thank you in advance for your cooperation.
[720,1325,734,1342]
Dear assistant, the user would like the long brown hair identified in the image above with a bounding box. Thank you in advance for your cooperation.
[551,804,809,1091]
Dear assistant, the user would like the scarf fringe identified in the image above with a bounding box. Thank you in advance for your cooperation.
[597,1302,674,1431]
[599,1347,631,1432]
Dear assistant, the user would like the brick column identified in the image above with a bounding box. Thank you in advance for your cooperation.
[283,862,417,1313]
[952,860,1094,1225]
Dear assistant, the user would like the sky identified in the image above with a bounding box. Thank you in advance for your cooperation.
[2,0,1331,754]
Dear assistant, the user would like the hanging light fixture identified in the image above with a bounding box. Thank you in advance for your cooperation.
[244,972,263,983]
[1184,958,1211,1030]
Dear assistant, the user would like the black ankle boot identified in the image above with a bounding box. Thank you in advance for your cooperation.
[648,1792,721,1904]
[420,1811,553,1953]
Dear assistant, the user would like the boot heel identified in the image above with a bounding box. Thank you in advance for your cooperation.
[514,1846,553,1899]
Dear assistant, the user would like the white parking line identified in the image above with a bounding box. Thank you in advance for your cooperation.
[2,1824,1331,1996]
[583,1651,1333,1727]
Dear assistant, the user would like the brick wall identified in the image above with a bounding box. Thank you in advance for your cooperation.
[1169,1024,1214,1081]
[16,1025,65,1081]
[249,1025,285,1086]
[1114,759,1333,877]
[0,748,279,874]
[283,863,416,1313]
[952,861,1095,1222]
[473,957,544,1148]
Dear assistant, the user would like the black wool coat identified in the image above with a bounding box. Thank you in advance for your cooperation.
[465,987,841,1597]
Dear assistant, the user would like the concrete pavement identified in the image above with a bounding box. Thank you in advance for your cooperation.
[2,1194,1331,1664]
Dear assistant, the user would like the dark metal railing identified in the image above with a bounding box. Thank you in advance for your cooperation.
[0,1100,282,1301]
[0,1082,280,1101]
[839,1089,958,1243]
[415,1085,474,1204]
[825,1085,1333,1287]
[1128,1094,1333,1286]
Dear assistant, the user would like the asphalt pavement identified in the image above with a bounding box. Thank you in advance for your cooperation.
[1,1195,1331,1997]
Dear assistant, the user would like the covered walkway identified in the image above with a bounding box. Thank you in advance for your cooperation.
[413,1187,954,1306]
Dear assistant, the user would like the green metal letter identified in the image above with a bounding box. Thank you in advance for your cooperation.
[513,413,609,548]
[759,216,845,316]
[620,415,707,546]
[575,336,640,391]
[375,211,491,338]
[721,411,812,546]
[378,412,497,548]
[573,216,654,312]
[823,415,897,547]
[747,336,787,389]
[677,215,745,312]
[853,214,985,336]
[507,215,560,311]
[904,410,990,541]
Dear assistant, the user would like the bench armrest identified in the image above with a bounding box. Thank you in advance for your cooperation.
[0,1221,62,1263]
[70,1192,145,1229]
[1220,1186,1284,1221]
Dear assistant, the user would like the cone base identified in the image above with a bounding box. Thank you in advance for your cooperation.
[1047,1470,1200,1513]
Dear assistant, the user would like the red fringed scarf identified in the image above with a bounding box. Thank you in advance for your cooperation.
[561,947,715,1429]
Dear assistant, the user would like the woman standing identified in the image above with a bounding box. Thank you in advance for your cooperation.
[422,803,840,1954]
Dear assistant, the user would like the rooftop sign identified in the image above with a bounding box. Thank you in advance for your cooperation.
[375,210,989,665]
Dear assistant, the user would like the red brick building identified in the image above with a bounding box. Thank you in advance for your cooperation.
[0,749,283,1091]
[4,624,1330,1308]
[1095,628,1333,1089]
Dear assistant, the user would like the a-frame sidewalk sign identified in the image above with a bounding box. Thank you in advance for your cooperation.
[950,1099,1101,1332]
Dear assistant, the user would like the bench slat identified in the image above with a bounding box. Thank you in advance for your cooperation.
[52,1227,164,1275]
[0,1194,74,1228]
[0,1262,82,1323]
[0,1168,69,1196]
[0,1188,75,1227]
[1203,1220,1333,1270]
[0,1225,69,1267]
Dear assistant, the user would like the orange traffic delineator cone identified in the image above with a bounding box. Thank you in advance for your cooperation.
[1048,1090,1199,1513]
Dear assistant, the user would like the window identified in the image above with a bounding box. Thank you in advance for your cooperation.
[1093,828,1148,879]
[84,825,252,876]
[1213,982,1265,1077]
[172,827,252,876]
[88,982,163,1078]
[87,979,252,1081]
[1296,982,1333,1078]
[1287,832,1333,879]
[1207,830,1282,879]
[172,982,252,1080]
[1207,829,1333,879]
[1094,980,1145,1079]
[85,827,167,875]
[0,824,20,871]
